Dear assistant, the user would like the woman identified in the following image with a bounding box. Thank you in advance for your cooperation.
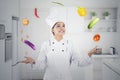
[22,21,97,80]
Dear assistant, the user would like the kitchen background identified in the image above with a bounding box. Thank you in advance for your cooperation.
[0,0,120,80]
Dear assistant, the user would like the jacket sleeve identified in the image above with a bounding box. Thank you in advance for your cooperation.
[69,41,92,67]
[32,41,47,70]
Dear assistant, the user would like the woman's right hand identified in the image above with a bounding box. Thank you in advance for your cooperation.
[88,46,97,57]
[22,56,35,64]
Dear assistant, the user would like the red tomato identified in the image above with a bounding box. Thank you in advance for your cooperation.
[93,34,100,42]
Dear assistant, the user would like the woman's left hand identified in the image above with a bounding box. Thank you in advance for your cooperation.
[88,46,97,57]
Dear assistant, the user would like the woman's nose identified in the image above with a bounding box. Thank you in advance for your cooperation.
[60,26,65,29]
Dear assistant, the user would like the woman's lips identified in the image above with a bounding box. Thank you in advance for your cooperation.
[59,31,65,33]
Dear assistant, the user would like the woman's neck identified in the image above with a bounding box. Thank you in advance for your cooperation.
[54,35,63,41]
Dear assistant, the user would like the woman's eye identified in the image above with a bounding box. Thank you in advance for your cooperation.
[56,25,65,28]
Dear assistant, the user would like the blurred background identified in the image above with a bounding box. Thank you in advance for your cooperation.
[0,0,120,80]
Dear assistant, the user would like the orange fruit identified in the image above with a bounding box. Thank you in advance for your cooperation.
[22,18,29,25]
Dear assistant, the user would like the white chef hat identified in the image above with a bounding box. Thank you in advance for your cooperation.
[46,7,66,29]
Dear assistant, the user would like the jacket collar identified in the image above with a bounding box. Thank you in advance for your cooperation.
[50,36,66,43]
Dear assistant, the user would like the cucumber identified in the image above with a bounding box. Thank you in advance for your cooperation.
[88,18,100,29]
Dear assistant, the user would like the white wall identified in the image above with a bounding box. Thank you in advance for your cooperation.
[19,8,50,79]
[0,0,20,32]
[20,0,119,8]
[19,0,120,80]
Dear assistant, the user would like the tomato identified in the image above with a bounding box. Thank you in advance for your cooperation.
[93,34,100,42]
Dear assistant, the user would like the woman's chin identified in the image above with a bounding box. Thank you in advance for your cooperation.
[58,34,65,36]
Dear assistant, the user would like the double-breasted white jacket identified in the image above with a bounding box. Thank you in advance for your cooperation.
[33,38,92,80]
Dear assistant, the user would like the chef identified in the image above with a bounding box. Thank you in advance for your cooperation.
[22,8,97,80]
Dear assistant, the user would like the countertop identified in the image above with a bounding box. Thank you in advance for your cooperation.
[92,53,119,58]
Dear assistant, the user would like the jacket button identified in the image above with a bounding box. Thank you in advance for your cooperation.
[62,43,64,45]
[52,42,54,44]
[52,49,54,51]
[62,50,64,52]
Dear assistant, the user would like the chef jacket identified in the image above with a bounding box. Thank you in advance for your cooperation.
[33,37,92,80]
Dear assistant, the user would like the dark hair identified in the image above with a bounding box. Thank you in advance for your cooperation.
[51,22,58,35]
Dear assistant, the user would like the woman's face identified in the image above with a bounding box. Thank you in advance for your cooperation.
[52,22,66,36]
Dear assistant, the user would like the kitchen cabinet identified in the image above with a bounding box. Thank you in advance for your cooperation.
[84,8,118,32]
[84,57,105,80]
[85,56,118,80]
[103,63,120,80]
[92,58,103,80]
[84,57,104,80]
